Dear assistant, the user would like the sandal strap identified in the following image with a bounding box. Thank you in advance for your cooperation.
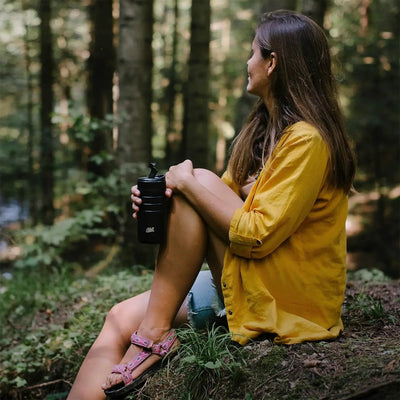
[151,329,177,357]
[111,363,133,385]
[111,349,152,385]
[130,331,154,349]
[109,329,177,386]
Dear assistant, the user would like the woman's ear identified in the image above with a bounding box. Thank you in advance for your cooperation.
[266,52,277,76]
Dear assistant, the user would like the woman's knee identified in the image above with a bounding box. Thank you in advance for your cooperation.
[104,292,149,332]
[193,168,220,186]
[193,168,242,207]
[104,301,126,330]
[106,300,123,318]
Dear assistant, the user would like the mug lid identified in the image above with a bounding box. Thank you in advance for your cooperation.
[138,174,165,183]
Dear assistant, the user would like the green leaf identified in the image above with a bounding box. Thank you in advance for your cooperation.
[181,355,197,364]
[204,360,222,369]
[14,376,27,388]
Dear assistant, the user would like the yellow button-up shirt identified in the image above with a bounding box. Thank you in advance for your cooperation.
[221,121,347,345]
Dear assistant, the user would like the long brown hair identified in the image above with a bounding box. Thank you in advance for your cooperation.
[228,10,356,193]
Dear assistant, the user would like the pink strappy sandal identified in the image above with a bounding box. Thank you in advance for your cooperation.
[104,329,178,398]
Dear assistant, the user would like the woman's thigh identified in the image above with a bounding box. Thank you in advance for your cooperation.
[105,170,241,339]
[193,168,243,294]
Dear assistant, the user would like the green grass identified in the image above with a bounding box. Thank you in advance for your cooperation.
[1,266,399,400]
[134,324,247,400]
[347,291,398,324]
[0,266,153,395]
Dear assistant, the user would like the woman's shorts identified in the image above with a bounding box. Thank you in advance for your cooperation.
[186,270,227,329]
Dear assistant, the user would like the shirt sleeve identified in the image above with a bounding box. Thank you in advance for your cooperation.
[228,129,330,259]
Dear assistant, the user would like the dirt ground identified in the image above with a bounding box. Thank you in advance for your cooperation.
[138,278,400,400]
[7,278,400,400]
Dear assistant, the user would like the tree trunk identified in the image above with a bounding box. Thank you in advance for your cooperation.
[118,0,154,266]
[233,0,298,143]
[39,0,55,225]
[118,0,153,167]
[260,0,297,11]
[24,23,38,225]
[300,0,329,27]
[182,0,211,168]
[87,0,116,177]
[165,0,180,166]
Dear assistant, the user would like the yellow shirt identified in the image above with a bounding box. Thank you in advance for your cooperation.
[221,121,348,345]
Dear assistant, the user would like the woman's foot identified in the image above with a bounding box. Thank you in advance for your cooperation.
[101,328,178,393]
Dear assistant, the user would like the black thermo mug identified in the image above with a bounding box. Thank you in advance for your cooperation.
[137,163,167,244]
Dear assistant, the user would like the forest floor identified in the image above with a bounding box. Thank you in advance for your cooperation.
[13,275,399,400]
[134,277,400,400]
[1,186,399,399]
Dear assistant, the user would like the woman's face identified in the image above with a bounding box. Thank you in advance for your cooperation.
[247,39,270,98]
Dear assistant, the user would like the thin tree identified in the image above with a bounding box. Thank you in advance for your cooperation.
[23,22,38,225]
[233,0,297,143]
[118,0,154,265]
[182,0,211,168]
[165,0,180,166]
[300,0,329,27]
[260,0,297,12]
[87,0,115,177]
[118,0,153,166]
[39,0,54,225]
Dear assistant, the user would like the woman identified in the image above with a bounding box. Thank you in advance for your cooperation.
[67,10,356,399]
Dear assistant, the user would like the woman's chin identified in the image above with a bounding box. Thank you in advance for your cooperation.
[247,86,257,96]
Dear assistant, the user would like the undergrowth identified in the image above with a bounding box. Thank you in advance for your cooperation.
[0,267,399,400]
[0,266,153,397]
[346,291,398,324]
[131,324,249,400]
[174,325,246,399]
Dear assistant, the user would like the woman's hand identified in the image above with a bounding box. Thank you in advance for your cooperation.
[165,159,195,193]
[130,185,142,219]
[131,159,193,219]
[130,184,173,219]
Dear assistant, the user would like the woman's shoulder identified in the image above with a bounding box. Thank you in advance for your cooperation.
[278,121,325,149]
[275,121,328,159]
[283,121,322,141]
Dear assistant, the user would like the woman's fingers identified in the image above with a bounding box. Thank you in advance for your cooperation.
[130,178,173,219]
[131,185,140,196]
[131,185,142,219]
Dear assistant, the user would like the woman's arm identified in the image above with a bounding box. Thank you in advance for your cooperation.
[165,160,242,243]
[229,127,332,259]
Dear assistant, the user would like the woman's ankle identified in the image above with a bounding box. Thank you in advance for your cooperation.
[137,325,171,343]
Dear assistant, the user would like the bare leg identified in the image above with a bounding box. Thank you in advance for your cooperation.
[67,292,188,400]
[68,169,242,399]
[101,194,207,391]
[193,168,243,296]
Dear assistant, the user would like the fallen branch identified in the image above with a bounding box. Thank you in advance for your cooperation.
[22,379,72,391]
